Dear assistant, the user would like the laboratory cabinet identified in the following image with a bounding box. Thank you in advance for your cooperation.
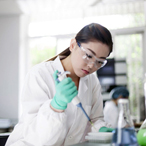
[96,58,127,103]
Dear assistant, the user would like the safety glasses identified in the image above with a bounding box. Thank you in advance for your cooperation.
[77,42,107,69]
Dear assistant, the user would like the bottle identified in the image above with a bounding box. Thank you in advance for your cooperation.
[137,119,146,146]
[112,99,138,146]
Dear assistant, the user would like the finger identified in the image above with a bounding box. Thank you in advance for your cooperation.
[59,77,72,86]
[63,90,78,103]
[61,85,77,98]
[68,91,78,102]
[53,70,58,80]
[53,70,59,85]
[67,86,78,96]
[63,81,76,91]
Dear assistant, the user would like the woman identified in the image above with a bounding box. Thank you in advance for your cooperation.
[6,23,113,146]
[104,86,129,128]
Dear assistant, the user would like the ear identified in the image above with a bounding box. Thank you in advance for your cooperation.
[69,38,77,52]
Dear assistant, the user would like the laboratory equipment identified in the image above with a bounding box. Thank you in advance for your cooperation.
[137,119,146,146]
[112,99,138,146]
[137,75,146,146]
[56,71,97,130]
[85,132,113,143]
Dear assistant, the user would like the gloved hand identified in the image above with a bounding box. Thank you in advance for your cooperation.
[99,127,115,132]
[51,70,78,110]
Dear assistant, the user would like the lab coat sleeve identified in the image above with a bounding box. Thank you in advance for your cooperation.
[7,66,68,146]
[90,75,112,132]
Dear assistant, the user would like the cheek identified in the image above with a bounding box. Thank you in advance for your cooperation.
[71,53,80,65]
[71,51,84,68]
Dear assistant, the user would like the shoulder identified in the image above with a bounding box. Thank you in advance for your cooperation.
[104,101,116,109]
[27,61,55,79]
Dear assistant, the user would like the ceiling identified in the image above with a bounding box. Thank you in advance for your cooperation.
[0,0,145,20]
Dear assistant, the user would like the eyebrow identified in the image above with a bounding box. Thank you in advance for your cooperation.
[87,48,106,60]
[87,48,96,55]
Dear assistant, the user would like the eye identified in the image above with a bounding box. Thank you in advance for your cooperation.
[96,60,104,65]
[86,53,92,59]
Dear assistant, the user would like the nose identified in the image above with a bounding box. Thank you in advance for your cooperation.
[87,62,94,69]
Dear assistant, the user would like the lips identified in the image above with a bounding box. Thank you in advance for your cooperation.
[82,69,89,74]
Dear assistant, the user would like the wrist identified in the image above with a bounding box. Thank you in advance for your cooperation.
[50,104,64,113]
[51,96,67,110]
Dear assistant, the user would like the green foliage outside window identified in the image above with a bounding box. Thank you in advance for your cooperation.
[115,34,143,119]
[29,37,56,66]
[30,46,56,66]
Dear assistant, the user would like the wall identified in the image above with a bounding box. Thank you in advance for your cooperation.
[0,15,20,120]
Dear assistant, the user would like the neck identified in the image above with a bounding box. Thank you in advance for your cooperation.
[112,99,118,106]
[61,55,79,82]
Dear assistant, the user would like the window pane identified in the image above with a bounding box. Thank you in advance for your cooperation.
[29,13,145,37]
[29,37,56,66]
[115,34,143,121]
[85,13,145,30]
[56,38,71,54]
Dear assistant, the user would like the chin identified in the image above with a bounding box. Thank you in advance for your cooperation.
[75,70,87,78]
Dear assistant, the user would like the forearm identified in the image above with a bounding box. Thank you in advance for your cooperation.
[22,100,67,145]
[50,104,64,113]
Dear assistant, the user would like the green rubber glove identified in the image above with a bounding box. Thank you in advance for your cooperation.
[51,70,78,110]
[99,127,115,132]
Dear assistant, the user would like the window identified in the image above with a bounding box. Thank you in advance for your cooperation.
[115,33,143,121]
[29,37,56,66]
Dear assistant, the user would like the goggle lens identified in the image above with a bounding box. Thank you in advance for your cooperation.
[77,42,107,69]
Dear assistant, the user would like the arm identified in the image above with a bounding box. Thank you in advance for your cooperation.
[13,68,68,145]
[90,75,112,132]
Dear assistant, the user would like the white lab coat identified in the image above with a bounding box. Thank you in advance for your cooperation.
[6,56,111,146]
[103,100,119,128]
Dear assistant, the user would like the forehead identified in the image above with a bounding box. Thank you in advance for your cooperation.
[81,41,110,58]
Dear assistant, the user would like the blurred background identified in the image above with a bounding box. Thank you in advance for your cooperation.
[0,0,146,131]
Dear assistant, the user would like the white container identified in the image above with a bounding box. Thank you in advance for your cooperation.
[85,132,113,143]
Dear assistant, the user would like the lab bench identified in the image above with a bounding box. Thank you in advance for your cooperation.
[71,141,111,146]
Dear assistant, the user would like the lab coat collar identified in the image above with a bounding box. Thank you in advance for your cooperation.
[53,56,65,73]
[78,77,88,99]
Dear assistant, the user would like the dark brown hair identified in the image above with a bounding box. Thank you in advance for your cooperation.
[48,23,113,61]
[75,23,113,53]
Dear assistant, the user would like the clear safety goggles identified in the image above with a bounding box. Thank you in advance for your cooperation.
[77,42,107,69]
